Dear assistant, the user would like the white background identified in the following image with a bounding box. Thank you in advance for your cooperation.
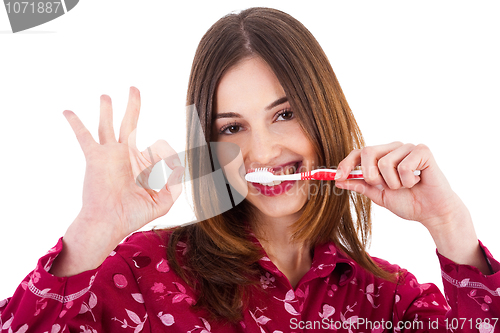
[1,1,499,299]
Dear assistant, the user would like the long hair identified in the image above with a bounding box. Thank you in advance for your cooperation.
[167,7,393,322]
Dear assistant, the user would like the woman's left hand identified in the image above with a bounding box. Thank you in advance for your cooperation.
[334,141,467,231]
[334,141,490,273]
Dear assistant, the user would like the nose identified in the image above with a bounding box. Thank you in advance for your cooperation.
[246,126,281,168]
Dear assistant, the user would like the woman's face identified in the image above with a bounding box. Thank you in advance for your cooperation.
[212,56,318,221]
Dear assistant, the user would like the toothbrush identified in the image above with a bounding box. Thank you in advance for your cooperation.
[245,168,421,183]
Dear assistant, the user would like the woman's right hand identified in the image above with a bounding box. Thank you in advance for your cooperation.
[50,87,184,277]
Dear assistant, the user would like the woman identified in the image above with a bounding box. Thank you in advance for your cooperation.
[0,7,498,333]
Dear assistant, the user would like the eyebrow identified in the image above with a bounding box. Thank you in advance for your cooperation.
[214,97,289,120]
[265,96,288,111]
[214,112,242,119]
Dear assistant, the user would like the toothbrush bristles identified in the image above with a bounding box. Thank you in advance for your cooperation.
[245,168,275,183]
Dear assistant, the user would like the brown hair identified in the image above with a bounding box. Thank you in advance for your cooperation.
[167,7,394,322]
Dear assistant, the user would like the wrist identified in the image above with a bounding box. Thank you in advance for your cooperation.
[425,202,474,254]
[425,206,472,242]
[75,208,129,242]
[424,208,490,274]
[50,212,125,277]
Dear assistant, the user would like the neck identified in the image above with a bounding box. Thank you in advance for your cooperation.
[251,213,313,288]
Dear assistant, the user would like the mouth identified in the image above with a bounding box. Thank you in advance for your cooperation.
[251,161,302,186]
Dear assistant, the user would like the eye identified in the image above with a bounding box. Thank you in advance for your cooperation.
[276,109,294,121]
[219,122,242,135]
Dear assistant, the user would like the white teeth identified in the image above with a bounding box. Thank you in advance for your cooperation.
[284,165,296,175]
[273,165,295,176]
[258,180,283,186]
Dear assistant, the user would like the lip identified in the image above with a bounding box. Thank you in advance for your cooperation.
[248,161,302,197]
[251,180,296,196]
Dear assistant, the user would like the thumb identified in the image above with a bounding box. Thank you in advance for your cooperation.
[335,180,385,206]
[157,166,184,212]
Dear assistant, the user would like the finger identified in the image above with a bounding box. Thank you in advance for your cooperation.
[336,142,403,182]
[98,95,116,144]
[143,139,181,168]
[63,110,96,154]
[119,87,141,144]
[360,141,404,184]
[377,143,415,189]
[397,144,430,188]
[128,128,138,151]
[335,179,385,206]
[131,140,180,186]
[156,166,184,215]
[335,149,361,181]
[358,142,404,186]
[359,147,385,187]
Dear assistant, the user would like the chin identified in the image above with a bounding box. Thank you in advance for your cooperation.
[248,195,307,220]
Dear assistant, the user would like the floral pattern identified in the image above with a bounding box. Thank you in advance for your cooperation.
[259,272,275,289]
[0,230,499,332]
[111,309,147,333]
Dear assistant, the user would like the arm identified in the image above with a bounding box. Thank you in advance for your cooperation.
[394,262,499,333]
[425,202,490,275]
[334,142,498,331]
[0,236,150,333]
[437,241,500,331]
[334,142,489,273]
[0,238,99,333]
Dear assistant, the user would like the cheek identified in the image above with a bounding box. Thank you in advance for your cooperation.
[286,126,318,164]
[223,155,248,198]
[214,143,248,197]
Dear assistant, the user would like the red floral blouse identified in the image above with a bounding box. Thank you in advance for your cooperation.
[0,230,499,332]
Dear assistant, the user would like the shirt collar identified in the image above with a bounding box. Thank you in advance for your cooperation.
[248,231,357,286]
[311,242,357,286]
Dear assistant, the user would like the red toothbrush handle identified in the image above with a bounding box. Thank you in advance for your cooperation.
[300,171,364,180]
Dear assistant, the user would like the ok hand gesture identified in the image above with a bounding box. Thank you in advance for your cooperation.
[52,87,184,276]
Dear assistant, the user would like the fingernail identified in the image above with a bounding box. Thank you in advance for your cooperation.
[375,184,385,191]
[173,159,181,167]
[334,170,342,180]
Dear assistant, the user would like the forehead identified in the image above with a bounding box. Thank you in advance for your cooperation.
[215,57,286,114]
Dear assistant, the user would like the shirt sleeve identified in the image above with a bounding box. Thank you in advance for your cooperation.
[437,240,500,332]
[0,238,99,333]
[392,240,500,333]
[0,237,148,333]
